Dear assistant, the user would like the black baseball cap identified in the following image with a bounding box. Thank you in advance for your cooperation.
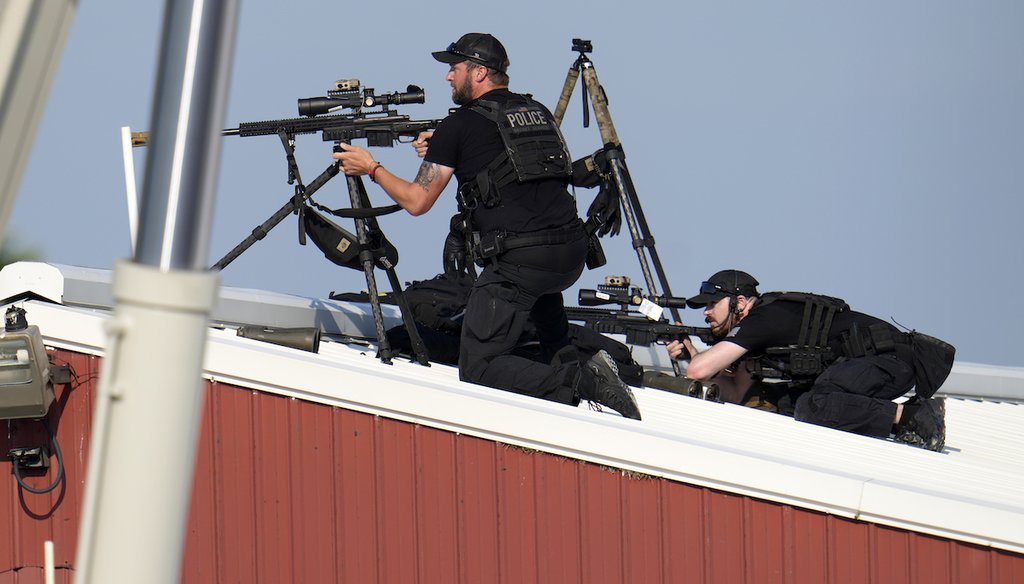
[685,270,760,309]
[432,33,510,73]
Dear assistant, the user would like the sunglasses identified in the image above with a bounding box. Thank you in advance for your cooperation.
[445,42,487,65]
[699,281,733,295]
[445,42,503,72]
[445,42,470,58]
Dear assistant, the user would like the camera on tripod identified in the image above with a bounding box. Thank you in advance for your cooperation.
[572,38,593,54]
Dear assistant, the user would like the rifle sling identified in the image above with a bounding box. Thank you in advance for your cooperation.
[323,204,402,219]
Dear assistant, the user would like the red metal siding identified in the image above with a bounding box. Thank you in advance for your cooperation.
[3,347,1024,583]
[0,349,99,584]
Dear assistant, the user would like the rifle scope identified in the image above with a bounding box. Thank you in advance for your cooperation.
[579,288,638,307]
[298,84,426,117]
[578,288,688,309]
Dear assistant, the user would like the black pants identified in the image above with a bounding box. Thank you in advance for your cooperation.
[459,235,588,404]
[794,353,915,437]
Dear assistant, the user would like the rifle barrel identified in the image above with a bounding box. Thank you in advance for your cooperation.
[133,128,242,147]
[134,114,439,147]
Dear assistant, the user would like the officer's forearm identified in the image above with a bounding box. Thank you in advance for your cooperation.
[372,169,430,216]
[374,163,448,216]
[686,341,748,381]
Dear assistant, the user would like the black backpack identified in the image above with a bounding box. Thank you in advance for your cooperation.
[368,275,644,384]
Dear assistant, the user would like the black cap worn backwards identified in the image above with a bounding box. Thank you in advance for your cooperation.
[685,269,760,309]
[432,33,510,73]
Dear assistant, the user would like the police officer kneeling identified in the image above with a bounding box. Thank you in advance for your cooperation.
[668,270,951,451]
[334,33,640,420]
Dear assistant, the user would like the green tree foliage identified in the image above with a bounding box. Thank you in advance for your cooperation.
[0,234,43,269]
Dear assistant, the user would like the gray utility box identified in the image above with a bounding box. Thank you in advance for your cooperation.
[0,324,54,420]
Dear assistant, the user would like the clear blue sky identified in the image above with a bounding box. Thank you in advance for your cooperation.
[11,1,1024,366]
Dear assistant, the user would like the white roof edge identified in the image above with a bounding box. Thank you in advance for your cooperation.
[943,362,1024,401]
[0,261,401,339]
[7,261,1023,402]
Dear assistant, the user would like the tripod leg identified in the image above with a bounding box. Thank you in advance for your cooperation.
[578,59,684,377]
[553,67,580,126]
[613,157,684,321]
[580,65,621,146]
[383,267,431,366]
[605,159,659,291]
[580,62,660,298]
[349,179,429,366]
[579,61,684,316]
[347,175,393,364]
[211,163,339,271]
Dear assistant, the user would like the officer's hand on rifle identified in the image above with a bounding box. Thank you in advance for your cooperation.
[667,337,696,361]
[332,143,375,177]
[413,131,433,158]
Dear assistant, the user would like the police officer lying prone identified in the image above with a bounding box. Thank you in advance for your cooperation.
[333,33,641,420]
[666,270,950,451]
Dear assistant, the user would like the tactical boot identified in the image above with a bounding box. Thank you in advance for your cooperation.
[579,350,642,420]
[894,397,946,452]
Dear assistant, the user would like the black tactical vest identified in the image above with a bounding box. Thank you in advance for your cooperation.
[459,93,572,209]
[745,291,851,380]
[743,291,952,399]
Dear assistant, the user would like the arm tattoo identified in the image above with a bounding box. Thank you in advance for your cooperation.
[414,162,439,191]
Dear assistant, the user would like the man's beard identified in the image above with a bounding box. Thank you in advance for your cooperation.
[452,76,473,105]
[708,314,734,340]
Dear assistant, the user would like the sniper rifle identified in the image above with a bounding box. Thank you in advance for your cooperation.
[225,81,439,147]
[132,79,440,366]
[566,276,716,348]
[214,79,440,366]
[133,79,439,151]
[207,79,442,272]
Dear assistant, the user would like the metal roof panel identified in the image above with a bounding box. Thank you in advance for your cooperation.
[5,263,1024,556]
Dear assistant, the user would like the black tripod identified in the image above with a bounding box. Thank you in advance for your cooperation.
[211,131,429,366]
[554,39,685,374]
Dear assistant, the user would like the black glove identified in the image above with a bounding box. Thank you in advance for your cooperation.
[586,180,621,237]
[443,213,474,281]
[442,231,467,280]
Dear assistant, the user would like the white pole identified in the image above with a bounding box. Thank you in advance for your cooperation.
[120,126,139,256]
[74,0,237,582]
[44,540,54,584]
[74,260,218,584]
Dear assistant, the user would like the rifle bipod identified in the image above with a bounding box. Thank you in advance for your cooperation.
[209,131,430,367]
[336,173,431,367]
[553,38,685,376]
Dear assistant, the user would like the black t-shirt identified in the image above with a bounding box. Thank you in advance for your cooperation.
[724,295,895,357]
[424,88,578,235]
